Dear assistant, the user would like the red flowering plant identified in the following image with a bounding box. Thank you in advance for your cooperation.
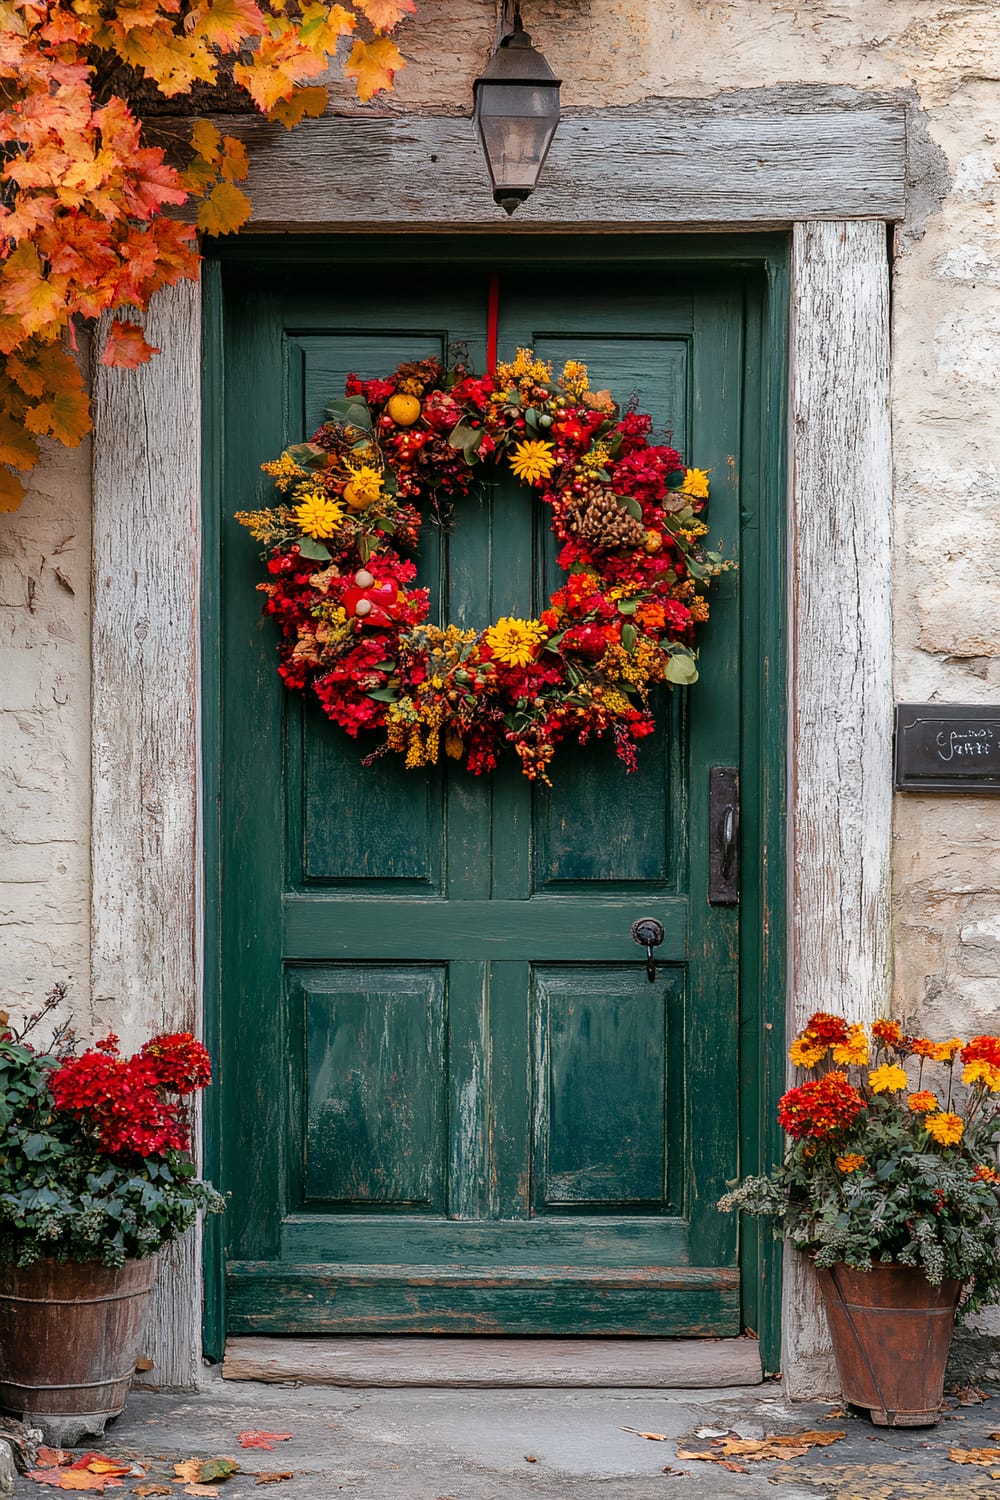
[237,348,728,785]
[0,988,223,1267]
[719,1014,1000,1314]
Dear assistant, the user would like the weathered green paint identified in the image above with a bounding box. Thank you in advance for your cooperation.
[201,236,788,1352]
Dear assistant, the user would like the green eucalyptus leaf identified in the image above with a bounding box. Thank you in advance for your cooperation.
[665,654,699,685]
[295,537,330,561]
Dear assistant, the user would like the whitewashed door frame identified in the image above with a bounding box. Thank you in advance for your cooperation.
[90,99,897,1396]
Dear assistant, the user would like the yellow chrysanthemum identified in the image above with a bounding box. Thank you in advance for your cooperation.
[483,616,548,668]
[933,1037,963,1062]
[907,1090,939,1113]
[509,440,558,485]
[924,1111,964,1146]
[832,1024,869,1067]
[835,1154,866,1174]
[293,492,343,539]
[344,463,384,503]
[963,1059,1000,1092]
[790,1037,828,1068]
[681,467,710,500]
[868,1063,909,1094]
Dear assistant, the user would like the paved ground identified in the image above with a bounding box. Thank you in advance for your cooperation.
[9,1374,1000,1499]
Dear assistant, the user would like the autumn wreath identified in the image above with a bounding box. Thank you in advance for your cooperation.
[237,348,727,783]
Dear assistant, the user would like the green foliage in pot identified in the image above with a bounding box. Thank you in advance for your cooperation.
[720,1015,1000,1317]
[0,988,223,1267]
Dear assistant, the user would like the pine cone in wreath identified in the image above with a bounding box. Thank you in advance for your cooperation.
[571,485,646,549]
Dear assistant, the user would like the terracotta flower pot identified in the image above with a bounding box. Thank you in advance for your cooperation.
[816,1262,961,1427]
[0,1257,157,1445]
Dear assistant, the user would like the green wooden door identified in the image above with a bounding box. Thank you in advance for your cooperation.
[217,248,746,1336]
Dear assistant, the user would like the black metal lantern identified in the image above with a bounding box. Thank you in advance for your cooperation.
[473,28,561,216]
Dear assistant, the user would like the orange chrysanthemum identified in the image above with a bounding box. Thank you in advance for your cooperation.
[790,1037,828,1068]
[933,1037,963,1062]
[871,1019,903,1048]
[907,1090,939,1113]
[963,1059,1000,1092]
[962,1035,1000,1069]
[909,1037,939,1059]
[835,1154,866,1174]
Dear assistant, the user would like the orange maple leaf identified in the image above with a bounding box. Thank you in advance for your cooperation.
[351,0,414,33]
[232,28,328,110]
[220,135,249,182]
[343,34,404,102]
[197,179,252,235]
[0,243,67,338]
[99,318,161,368]
[266,84,327,128]
[0,409,40,469]
[237,1432,293,1450]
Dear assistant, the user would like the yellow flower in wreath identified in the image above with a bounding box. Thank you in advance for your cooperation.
[294,491,343,538]
[835,1154,866,1174]
[484,617,548,668]
[509,440,557,485]
[681,467,710,500]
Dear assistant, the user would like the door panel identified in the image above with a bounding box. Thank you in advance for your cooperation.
[219,255,745,1334]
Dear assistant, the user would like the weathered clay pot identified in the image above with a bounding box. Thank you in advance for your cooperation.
[816,1262,961,1427]
[0,1257,157,1445]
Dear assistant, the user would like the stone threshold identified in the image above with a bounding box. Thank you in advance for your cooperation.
[222,1335,764,1388]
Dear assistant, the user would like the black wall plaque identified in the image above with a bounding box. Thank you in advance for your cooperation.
[895,704,1000,792]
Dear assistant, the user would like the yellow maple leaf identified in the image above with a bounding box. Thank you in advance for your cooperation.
[186,0,265,50]
[351,0,414,33]
[197,179,252,235]
[343,34,404,102]
[297,1,355,54]
[266,84,328,128]
[190,118,223,165]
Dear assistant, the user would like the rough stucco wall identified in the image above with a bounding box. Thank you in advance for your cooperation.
[0,439,92,1028]
[1,0,999,1390]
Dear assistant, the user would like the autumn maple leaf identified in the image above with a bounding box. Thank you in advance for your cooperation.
[265,84,328,129]
[197,180,252,235]
[99,318,161,369]
[186,0,266,51]
[352,0,415,33]
[343,34,405,102]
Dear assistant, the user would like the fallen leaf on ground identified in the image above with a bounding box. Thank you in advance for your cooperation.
[675,1452,746,1473]
[950,1448,1000,1466]
[253,1476,293,1487]
[622,1428,669,1441]
[713,1430,846,1461]
[524,1455,537,1462]
[237,1434,291,1451]
[948,1384,992,1406]
[36,1449,71,1468]
[173,1461,238,1485]
[52,1476,123,1493]
[134,1488,173,1497]
[181,1487,219,1498]
[661,1466,687,1476]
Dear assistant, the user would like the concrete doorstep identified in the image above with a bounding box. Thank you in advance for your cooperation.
[5,1373,1000,1500]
